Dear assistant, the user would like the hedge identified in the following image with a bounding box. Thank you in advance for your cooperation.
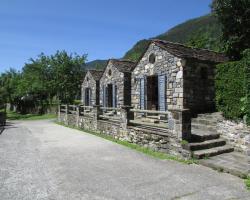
[216,49,250,125]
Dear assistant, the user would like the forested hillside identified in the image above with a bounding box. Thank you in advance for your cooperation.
[124,14,223,62]
[85,60,107,70]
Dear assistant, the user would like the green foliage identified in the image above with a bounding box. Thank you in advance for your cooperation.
[245,177,250,190]
[124,14,223,62]
[0,51,87,114]
[85,60,107,70]
[216,49,250,123]
[212,0,250,60]
[124,40,151,62]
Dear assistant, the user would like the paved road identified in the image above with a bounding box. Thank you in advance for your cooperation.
[0,120,249,200]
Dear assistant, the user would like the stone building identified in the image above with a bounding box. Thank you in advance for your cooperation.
[100,59,135,107]
[132,39,228,115]
[81,70,103,106]
[60,40,250,159]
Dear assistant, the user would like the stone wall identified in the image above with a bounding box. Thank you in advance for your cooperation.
[100,62,125,107]
[79,116,95,131]
[97,120,121,137]
[131,43,184,110]
[58,112,67,125]
[184,60,216,114]
[217,119,250,155]
[81,71,99,105]
[58,105,191,158]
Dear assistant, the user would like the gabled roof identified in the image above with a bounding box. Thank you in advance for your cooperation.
[108,59,136,73]
[152,39,229,63]
[88,70,104,81]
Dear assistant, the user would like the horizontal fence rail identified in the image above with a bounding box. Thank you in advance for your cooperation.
[129,109,169,129]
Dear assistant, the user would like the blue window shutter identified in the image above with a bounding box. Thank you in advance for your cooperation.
[158,75,166,111]
[89,89,92,106]
[140,78,145,109]
[103,85,106,107]
[112,84,116,108]
[105,87,108,107]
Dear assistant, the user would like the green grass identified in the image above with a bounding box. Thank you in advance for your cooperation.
[245,177,250,190]
[56,122,197,165]
[7,110,56,120]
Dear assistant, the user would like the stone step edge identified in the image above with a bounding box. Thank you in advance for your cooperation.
[191,131,220,142]
[183,139,226,151]
[192,145,234,159]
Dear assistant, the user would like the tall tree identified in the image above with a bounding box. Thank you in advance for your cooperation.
[212,0,250,59]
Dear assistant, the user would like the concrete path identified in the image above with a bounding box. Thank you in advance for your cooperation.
[0,120,249,200]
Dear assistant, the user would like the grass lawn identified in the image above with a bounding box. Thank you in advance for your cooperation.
[7,110,56,120]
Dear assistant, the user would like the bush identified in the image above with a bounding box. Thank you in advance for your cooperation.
[216,49,250,124]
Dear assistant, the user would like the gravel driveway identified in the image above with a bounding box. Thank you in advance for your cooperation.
[0,120,249,200]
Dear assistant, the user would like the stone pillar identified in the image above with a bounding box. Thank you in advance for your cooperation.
[92,105,101,131]
[65,105,69,125]
[168,109,191,141]
[120,106,134,130]
[58,104,61,122]
[76,106,80,128]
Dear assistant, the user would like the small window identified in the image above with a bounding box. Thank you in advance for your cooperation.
[108,69,112,76]
[86,77,89,81]
[149,53,156,64]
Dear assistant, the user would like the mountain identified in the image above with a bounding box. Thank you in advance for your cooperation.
[124,14,223,62]
[85,59,108,70]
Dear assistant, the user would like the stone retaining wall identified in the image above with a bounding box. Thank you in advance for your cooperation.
[58,105,191,158]
[217,120,250,155]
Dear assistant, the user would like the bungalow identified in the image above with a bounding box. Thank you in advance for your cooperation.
[81,70,103,106]
[100,59,135,108]
[131,39,228,116]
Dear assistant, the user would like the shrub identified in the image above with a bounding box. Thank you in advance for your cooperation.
[216,49,250,124]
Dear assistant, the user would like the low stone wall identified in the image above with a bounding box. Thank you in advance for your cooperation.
[68,114,78,127]
[79,116,95,131]
[58,112,67,125]
[125,127,190,157]
[217,120,250,155]
[97,120,121,137]
[58,105,192,159]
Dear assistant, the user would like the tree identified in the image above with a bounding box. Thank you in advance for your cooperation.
[211,0,250,60]
[0,69,21,110]
[50,51,87,103]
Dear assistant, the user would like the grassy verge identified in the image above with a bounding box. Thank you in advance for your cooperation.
[56,122,197,165]
[7,110,56,120]
[245,177,250,190]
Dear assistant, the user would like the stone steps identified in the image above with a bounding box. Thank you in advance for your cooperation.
[191,118,217,126]
[184,138,226,151]
[189,112,234,159]
[191,123,217,132]
[191,130,220,142]
[192,145,234,159]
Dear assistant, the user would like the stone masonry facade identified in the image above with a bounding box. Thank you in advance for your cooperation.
[132,42,184,110]
[81,70,103,106]
[59,39,249,158]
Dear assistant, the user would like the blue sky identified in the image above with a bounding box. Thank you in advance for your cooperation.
[0,0,212,72]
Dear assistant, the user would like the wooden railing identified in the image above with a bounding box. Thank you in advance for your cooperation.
[79,105,94,117]
[68,105,77,114]
[99,107,122,122]
[60,105,67,113]
[129,109,169,129]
